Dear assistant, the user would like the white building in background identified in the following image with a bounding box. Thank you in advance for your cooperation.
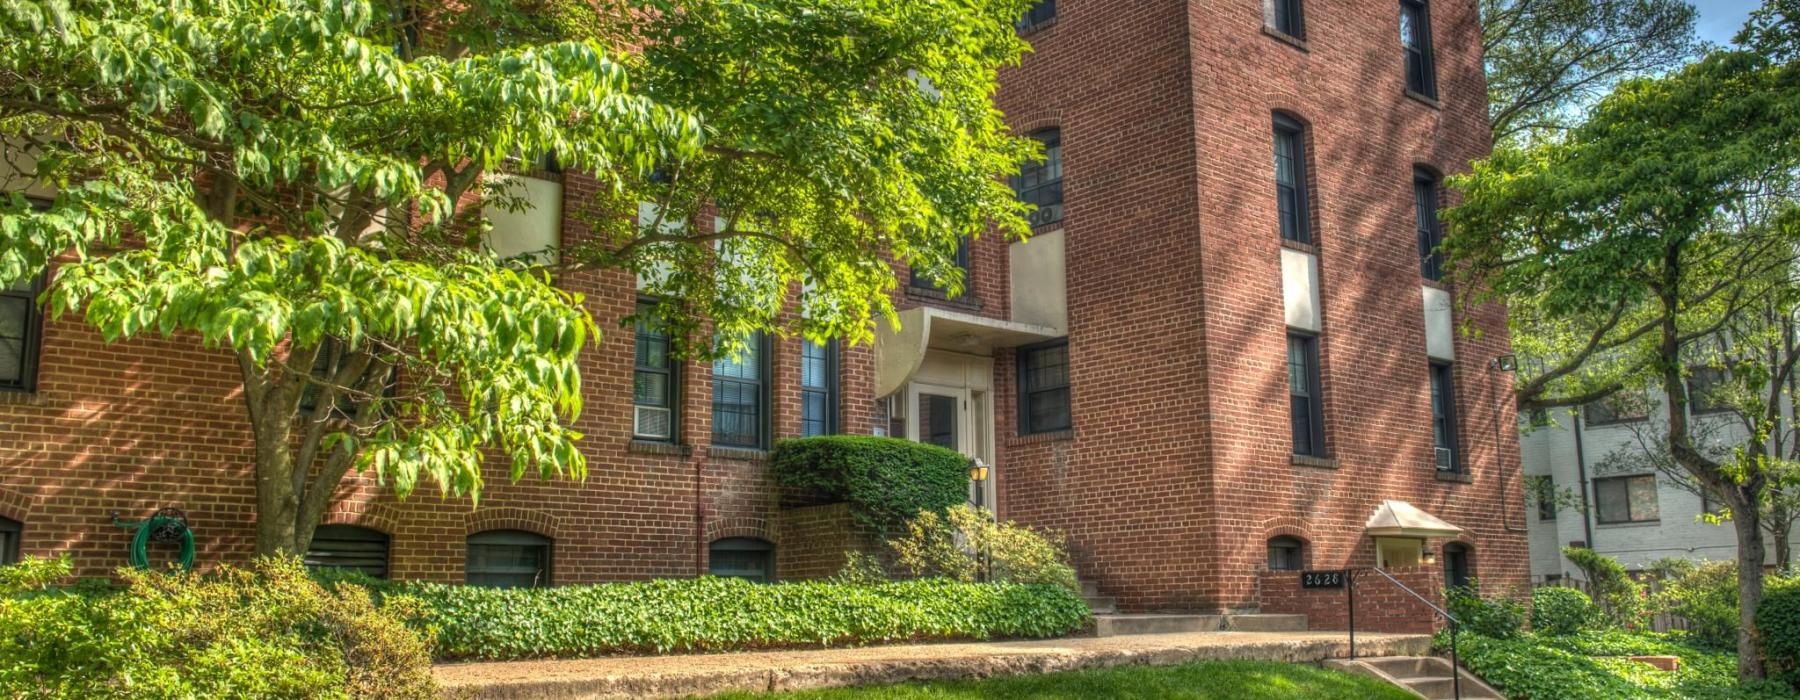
[1522,380,1797,580]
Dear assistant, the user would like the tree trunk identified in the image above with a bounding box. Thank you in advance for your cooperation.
[1776,519,1793,572]
[251,421,302,557]
[1737,512,1770,680]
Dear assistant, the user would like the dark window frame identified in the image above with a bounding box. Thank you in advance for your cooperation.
[799,338,839,438]
[1534,476,1558,521]
[1267,535,1306,571]
[910,237,973,291]
[1594,474,1660,525]
[1688,365,1733,415]
[632,300,680,442]
[1273,114,1312,244]
[1400,0,1438,98]
[1583,391,1650,426]
[466,529,553,588]
[1443,542,1472,588]
[304,524,392,579]
[1270,0,1305,40]
[1016,0,1056,33]
[0,516,19,565]
[0,271,45,394]
[1287,332,1327,457]
[1017,338,1073,435]
[708,537,776,583]
[1012,128,1064,230]
[1430,361,1460,472]
[712,332,772,449]
[1415,168,1445,281]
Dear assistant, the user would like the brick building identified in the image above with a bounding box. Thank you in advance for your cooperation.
[0,0,1526,616]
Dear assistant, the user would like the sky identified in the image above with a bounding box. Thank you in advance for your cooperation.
[1693,0,1761,46]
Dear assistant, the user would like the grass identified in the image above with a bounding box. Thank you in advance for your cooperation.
[708,660,1416,699]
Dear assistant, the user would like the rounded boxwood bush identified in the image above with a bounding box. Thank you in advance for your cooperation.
[1531,586,1601,636]
[1758,579,1800,686]
[771,435,971,534]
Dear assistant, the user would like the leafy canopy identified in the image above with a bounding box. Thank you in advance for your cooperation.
[0,0,1040,552]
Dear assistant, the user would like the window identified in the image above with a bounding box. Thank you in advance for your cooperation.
[1013,128,1063,229]
[800,339,838,437]
[633,302,678,441]
[1270,0,1305,39]
[1400,0,1437,98]
[0,273,43,393]
[0,516,18,565]
[709,537,775,582]
[1689,366,1732,414]
[1584,392,1649,426]
[1443,542,1472,588]
[712,333,770,449]
[1273,115,1311,244]
[304,525,391,579]
[1532,476,1558,521]
[466,530,552,588]
[1415,169,1445,281]
[1018,339,1072,435]
[1017,0,1055,32]
[1595,474,1660,524]
[1267,536,1305,571]
[911,237,972,291]
[1430,362,1459,472]
[1287,333,1325,456]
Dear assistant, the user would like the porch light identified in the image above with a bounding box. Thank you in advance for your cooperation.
[968,458,989,483]
[1488,354,1517,372]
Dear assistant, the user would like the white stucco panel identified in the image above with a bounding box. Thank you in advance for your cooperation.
[1423,285,1455,361]
[1280,248,1320,332]
[482,174,563,266]
[1009,229,1067,333]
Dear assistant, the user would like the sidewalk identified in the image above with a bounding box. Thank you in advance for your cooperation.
[434,630,1432,699]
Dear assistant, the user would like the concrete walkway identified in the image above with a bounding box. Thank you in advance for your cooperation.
[434,630,1432,699]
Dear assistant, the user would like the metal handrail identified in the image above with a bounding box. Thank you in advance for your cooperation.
[1347,567,1464,700]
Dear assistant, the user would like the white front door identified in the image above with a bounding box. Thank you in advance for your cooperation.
[905,382,994,510]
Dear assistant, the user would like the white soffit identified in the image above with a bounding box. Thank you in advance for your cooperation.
[1365,499,1465,538]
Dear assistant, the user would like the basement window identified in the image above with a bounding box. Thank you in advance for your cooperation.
[305,525,391,579]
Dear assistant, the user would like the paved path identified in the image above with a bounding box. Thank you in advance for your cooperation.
[434,630,1432,699]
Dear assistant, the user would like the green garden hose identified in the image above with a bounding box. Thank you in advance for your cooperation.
[114,509,196,572]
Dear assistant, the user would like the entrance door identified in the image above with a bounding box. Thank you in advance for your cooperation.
[905,383,993,509]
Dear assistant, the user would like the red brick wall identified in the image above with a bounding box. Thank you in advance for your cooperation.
[0,0,1528,612]
[991,0,1528,613]
[1259,566,1447,634]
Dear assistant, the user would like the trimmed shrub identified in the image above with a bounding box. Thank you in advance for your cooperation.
[885,505,1079,590]
[1565,546,1646,629]
[1442,629,1800,700]
[1446,582,1524,639]
[772,435,971,533]
[393,575,1091,660]
[1532,586,1602,636]
[1653,560,1740,649]
[1759,579,1800,687]
[0,556,436,699]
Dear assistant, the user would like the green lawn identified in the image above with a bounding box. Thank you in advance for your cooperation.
[709,660,1415,699]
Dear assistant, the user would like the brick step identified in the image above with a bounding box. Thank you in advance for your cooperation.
[1092,614,1223,636]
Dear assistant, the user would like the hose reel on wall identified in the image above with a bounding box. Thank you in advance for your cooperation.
[113,507,196,571]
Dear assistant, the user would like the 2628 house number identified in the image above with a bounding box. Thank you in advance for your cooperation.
[1301,570,1346,589]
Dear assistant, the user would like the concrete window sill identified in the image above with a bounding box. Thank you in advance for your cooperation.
[708,445,769,462]
[1292,455,1338,469]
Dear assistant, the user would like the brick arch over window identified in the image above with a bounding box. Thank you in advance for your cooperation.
[464,507,563,539]
[705,516,774,544]
[0,486,33,524]
[1010,108,1064,137]
[320,500,400,536]
[1258,516,1312,543]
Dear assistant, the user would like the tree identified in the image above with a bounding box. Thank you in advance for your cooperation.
[1481,0,1698,143]
[0,0,1037,556]
[1445,42,1800,680]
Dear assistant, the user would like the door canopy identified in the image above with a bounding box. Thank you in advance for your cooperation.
[1364,500,1464,538]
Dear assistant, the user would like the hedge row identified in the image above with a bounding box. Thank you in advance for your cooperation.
[378,575,1091,660]
[770,435,971,534]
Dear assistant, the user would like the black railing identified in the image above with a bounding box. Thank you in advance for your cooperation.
[1347,567,1463,700]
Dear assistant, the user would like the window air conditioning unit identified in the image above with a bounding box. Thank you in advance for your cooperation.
[1435,447,1456,471]
[635,406,672,440]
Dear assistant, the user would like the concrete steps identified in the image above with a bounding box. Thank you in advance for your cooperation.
[1091,613,1309,637]
[1325,655,1505,699]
